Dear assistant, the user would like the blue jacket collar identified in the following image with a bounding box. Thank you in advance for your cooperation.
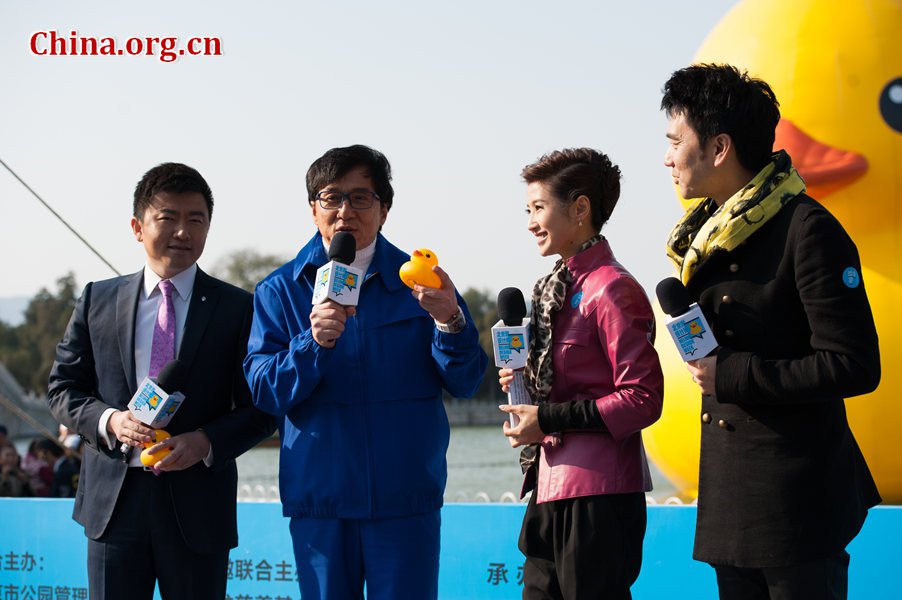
[292,232,408,293]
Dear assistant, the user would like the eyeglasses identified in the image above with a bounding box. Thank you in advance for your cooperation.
[315,189,380,210]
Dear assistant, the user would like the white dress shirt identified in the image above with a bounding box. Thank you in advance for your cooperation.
[98,264,197,467]
[134,264,195,383]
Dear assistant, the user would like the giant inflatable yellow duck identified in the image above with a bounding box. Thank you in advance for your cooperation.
[644,0,902,502]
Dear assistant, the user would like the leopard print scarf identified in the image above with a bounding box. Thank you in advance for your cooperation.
[519,235,603,481]
[524,235,603,404]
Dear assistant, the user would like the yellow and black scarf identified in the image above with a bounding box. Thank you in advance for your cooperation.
[665,150,805,284]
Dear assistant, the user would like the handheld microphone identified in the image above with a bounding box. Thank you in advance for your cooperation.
[656,277,718,361]
[120,359,187,454]
[312,232,363,306]
[492,288,532,426]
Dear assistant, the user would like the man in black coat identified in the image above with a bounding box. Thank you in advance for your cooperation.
[661,64,881,599]
[48,163,275,600]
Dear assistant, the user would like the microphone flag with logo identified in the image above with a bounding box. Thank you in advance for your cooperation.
[492,287,532,425]
[656,277,718,361]
[313,231,363,306]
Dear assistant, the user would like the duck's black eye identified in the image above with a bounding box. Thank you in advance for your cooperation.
[880,77,902,133]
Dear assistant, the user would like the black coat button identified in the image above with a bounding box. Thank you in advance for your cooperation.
[718,419,729,429]
[722,295,733,304]
[729,263,739,273]
[702,413,712,424]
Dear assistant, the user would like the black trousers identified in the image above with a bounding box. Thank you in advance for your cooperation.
[713,551,850,600]
[87,469,229,600]
[518,491,646,600]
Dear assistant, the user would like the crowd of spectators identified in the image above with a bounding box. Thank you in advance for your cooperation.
[0,422,81,498]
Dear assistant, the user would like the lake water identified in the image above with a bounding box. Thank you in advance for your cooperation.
[236,425,681,504]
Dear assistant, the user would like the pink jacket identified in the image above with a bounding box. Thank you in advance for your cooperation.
[533,240,664,503]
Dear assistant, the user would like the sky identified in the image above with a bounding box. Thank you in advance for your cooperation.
[0,0,736,309]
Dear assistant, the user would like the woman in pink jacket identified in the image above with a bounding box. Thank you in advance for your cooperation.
[499,148,664,599]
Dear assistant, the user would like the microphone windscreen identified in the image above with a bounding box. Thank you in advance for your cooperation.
[497,287,527,326]
[156,359,187,394]
[328,232,357,265]
[656,277,692,317]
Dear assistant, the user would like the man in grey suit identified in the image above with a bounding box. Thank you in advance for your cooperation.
[48,163,275,600]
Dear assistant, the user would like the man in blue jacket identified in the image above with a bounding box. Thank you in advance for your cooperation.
[244,144,488,600]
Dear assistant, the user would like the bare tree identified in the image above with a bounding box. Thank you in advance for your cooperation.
[210,249,289,293]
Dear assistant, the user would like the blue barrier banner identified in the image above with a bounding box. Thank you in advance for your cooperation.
[1,499,899,599]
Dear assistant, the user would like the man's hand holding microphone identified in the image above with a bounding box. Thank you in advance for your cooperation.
[311,232,360,348]
[111,359,209,473]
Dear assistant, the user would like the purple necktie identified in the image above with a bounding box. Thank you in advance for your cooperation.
[149,279,176,378]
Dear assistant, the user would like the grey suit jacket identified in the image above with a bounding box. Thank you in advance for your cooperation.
[48,267,276,552]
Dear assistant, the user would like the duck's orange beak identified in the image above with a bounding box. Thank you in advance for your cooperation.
[412,250,423,257]
[774,119,868,199]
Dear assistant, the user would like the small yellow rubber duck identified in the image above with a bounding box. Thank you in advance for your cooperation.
[140,429,172,467]
[399,249,442,289]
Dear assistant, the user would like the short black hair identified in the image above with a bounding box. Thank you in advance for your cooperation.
[661,63,781,173]
[521,148,622,232]
[306,145,394,211]
[133,163,214,220]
